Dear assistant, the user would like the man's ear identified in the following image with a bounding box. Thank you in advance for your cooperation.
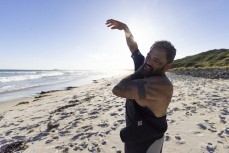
[164,63,172,71]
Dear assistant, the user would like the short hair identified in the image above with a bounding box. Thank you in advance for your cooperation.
[150,40,176,63]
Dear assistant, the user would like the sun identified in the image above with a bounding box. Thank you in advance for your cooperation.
[129,22,154,54]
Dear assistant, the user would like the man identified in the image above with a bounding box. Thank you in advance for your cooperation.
[106,19,176,153]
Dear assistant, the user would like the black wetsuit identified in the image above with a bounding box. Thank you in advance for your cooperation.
[120,49,167,153]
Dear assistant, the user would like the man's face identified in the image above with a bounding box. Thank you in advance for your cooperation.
[144,48,169,76]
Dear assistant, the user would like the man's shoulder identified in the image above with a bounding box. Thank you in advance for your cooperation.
[144,75,172,85]
[144,75,173,92]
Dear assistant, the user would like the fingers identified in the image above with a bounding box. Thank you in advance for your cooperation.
[106,23,114,28]
[106,19,112,24]
[106,19,115,23]
[109,25,117,29]
[106,21,113,26]
[106,19,120,29]
[106,19,114,26]
[106,19,116,28]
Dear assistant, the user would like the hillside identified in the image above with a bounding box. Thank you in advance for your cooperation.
[172,49,229,69]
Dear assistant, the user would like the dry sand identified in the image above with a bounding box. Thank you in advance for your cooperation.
[0,73,228,153]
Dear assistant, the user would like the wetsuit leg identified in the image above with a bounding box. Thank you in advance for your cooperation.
[125,139,155,153]
[124,136,164,153]
[146,136,164,153]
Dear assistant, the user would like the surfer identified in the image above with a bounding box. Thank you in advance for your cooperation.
[106,19,176,153]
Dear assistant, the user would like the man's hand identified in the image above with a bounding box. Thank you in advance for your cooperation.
[106,19,127,30]
[106,19,138,53]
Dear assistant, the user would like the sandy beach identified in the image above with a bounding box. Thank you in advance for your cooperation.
[0,73,229,153]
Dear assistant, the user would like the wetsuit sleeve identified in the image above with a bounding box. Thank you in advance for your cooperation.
[131,49,145,72]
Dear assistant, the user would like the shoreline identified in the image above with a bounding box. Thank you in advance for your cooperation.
[0,73,229,153]
[0,70,132,104]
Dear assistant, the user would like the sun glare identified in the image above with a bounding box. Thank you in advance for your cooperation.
[130,22,154,54]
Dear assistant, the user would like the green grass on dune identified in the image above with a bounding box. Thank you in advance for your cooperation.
[172,49,229,70]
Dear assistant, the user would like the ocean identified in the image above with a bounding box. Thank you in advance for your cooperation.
[0,69,130,103]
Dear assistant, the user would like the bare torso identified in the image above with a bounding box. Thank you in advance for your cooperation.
[135,75,173,117]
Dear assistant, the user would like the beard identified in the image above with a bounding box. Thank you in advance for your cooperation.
[143,63,165,77]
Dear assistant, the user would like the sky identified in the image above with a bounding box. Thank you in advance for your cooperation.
[0,0,228,70]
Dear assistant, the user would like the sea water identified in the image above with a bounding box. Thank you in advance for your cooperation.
[0,69,130,103]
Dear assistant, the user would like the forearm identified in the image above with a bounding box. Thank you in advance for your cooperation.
[106,19,138,53]
[113,65,145,91]
[112,67,146,98]
[124,26,138,54]
[112,74,133,98]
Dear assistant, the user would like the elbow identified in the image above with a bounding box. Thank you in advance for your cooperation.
[112,86,122,97]
[112,86,126,98]
[112,86,117,96]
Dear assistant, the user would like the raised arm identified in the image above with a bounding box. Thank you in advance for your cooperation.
[106,19,138,54]
[106,19,144,71]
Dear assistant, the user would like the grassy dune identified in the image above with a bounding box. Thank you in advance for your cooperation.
[172,49,229,70]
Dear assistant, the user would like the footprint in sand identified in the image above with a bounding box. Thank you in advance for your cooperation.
[175,135,181,140]
[77,141,88,151]
[221,108,229,115]
[118,108,123,111]
[203,120,217,133]
[5,130,13,136]
[105,130,111,135]
[173,107,180,111]
[206,143,217,153]
[101,139,107,145]
[117,119,125,124]
[208,126,217,133]
[98,132,106,137]
[59,130,71,136]
[165,135,171,141]
[97,122,109,128]
[71,133,84,141]
[193,130,205,137]
[112,146,122,153]
[218,130,225,138]
[0,115,4,121]
[115,104,121,108]
[27,132,50,142]
[111,122,119,130]
[197,123,207,130]
[102,106,112,111]
[175,135,185,144]
[217,140,223,144]
[62,147,69,153]
[85,132,98,139]
[89,110,100,115]
[87,115,99,119]
[88,146,95,152]
[45,139,53,144]
[81,125,93,130]
[167,119,175,124]
[88,144,101,152]
[225,128,229,135]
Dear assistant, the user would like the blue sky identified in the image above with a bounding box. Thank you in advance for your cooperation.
[0,0,228,70]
